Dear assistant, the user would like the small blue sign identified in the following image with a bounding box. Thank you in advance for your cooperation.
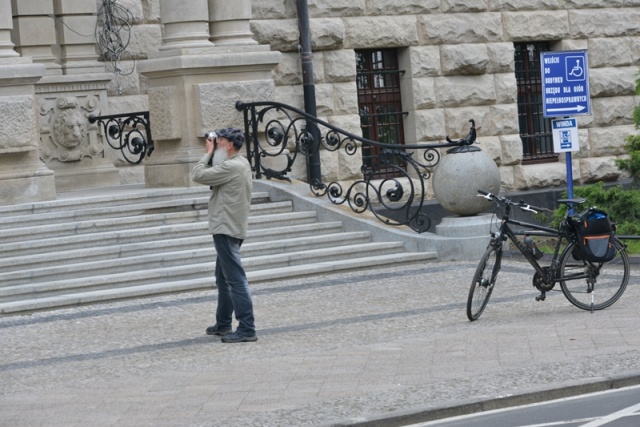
[541,50,591,118]
[551,118,579,153]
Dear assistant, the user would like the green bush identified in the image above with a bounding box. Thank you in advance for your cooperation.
[615,73,640,183]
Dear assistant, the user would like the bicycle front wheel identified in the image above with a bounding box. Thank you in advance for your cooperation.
[559,238,630,311]
[467,243,502,321]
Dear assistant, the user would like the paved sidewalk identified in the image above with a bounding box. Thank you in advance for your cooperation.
[1,260,639,427]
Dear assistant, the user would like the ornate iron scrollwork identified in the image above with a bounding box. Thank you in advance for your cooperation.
[236,100,473,233]
[88,111,154,165]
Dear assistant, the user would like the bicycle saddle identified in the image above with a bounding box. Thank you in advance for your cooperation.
[557,198,586,205]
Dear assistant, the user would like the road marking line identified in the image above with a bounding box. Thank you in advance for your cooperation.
[578,402,640,427]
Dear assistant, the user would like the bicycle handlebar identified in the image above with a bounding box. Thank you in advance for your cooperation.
[477,190,552,214]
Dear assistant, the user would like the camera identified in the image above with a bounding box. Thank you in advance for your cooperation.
[204,131,218,166]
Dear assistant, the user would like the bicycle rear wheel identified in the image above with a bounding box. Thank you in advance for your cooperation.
[467,243,502,321]
[559,238,630,311]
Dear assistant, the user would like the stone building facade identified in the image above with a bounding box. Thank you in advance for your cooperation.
[247,0,640,192]
[0,0,638,206]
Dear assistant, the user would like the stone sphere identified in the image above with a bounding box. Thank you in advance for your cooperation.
[432,148,501,216]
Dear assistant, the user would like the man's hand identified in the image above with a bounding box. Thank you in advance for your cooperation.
[205,137,216,154]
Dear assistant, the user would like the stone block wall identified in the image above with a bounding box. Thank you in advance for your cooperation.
[245,0,640,191]
[102,0,640,191]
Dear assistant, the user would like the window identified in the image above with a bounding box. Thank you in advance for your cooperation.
[355,49,407,178]
[514,42,557,163]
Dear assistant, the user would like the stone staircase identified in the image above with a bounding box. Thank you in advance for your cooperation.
[0,184,437,315]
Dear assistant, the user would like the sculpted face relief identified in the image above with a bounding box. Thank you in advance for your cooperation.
[53,109,87,149]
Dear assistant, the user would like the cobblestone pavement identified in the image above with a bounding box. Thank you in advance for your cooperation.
[1,260,640,427]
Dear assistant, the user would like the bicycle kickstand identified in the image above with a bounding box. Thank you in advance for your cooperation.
[535,291,546,302]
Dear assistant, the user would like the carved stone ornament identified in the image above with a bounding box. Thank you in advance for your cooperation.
[40,96,102,162]
[53,108,87,149]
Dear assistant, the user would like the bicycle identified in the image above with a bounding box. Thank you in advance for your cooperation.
[467,190,630,321]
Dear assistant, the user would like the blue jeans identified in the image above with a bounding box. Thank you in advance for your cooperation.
[213,234,255,335]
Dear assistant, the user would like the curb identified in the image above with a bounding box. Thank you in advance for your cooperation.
[329,371,640,426]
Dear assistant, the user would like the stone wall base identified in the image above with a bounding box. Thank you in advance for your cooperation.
[0,156,56,205]
[144,161,196,188]
[48,158,120,192]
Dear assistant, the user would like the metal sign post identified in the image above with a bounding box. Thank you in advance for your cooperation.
[541,50,591,200]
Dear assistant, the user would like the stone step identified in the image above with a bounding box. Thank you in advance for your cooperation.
[0,252,436,315]
[0,231,373,284]
[0,222,346,273]
[0,181,443,315]
[0,211,325,258]
[0,241,409,302]
[0,186,236,217]
[0,199,291,240]
[0,196,208,230]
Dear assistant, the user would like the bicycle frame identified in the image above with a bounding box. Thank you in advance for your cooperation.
[494,218,565,286]
[488,195,586,290]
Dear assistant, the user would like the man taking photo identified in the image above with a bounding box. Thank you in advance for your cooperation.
[191,127,257,343]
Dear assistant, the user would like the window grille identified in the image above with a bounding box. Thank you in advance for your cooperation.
[514,42,558,163]
[356,49,407,178]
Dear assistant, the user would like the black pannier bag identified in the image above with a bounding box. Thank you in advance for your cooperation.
[571,208,617,263]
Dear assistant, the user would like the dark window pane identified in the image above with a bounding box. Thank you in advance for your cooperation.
[514,42,558,164]
[355,48,407,178]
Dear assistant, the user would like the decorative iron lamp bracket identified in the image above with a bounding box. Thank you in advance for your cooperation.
[88,111,154,165]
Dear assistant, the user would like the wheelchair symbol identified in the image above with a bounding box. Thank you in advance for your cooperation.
[566,57,585,81]
[560,130,571,149]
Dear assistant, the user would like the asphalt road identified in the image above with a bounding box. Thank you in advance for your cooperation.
[407,385,640,427]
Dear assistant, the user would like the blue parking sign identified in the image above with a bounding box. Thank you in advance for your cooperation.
[541,50,591,117]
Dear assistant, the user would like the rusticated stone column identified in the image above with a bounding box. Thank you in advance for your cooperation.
[208,0,257,46]
[0,64,58,206]
[159,0,214,50]
[11,0,62,75]
[53,0,103,74]
[0,0,56,205]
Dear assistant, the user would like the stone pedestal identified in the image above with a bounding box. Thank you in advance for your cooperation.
[434,214,493,260]
[0,60,56,205]
[137,46,281,187]
[36,73,121,191]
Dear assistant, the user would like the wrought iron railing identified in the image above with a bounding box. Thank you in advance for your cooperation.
[236,100,476,233]
[88,111,154,165]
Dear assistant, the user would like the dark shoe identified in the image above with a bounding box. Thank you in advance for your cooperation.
[221,330,258,343]
[205,324,232,336]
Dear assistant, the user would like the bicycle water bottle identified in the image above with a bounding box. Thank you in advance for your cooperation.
[524,235,544,260]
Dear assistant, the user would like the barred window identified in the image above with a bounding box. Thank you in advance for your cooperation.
[514,42,558,164]
[356,48,407,178]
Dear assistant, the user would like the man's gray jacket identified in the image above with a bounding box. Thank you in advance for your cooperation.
[191,152,252,240]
